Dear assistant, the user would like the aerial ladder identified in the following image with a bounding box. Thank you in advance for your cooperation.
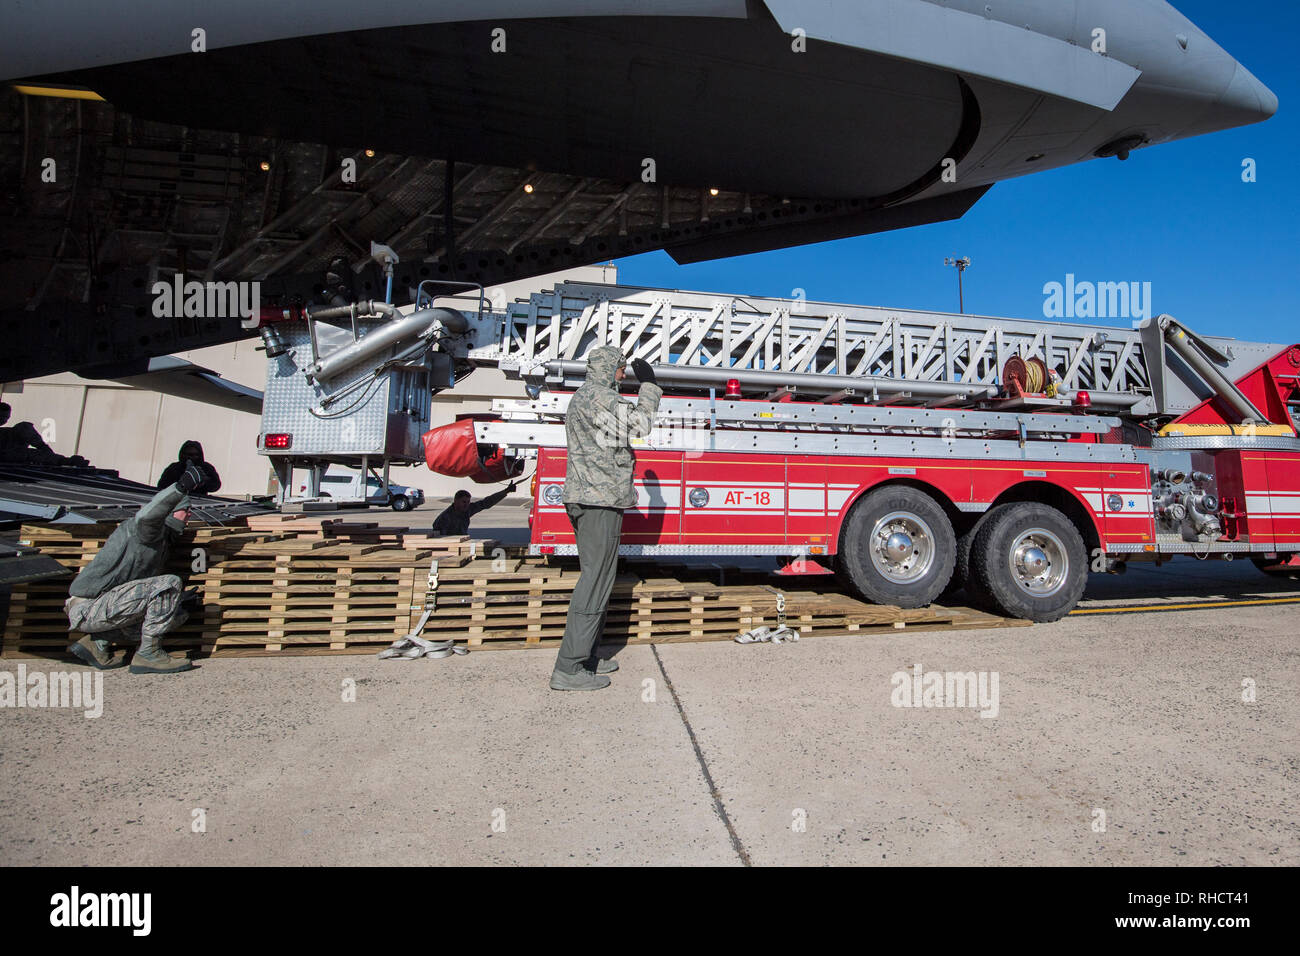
[253,279,1300,621]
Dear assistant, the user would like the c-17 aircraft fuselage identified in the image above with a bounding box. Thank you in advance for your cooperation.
[0,0,1277,383]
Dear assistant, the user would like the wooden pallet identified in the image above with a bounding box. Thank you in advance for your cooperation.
[240,514,498,554]
[3,521,1028,659]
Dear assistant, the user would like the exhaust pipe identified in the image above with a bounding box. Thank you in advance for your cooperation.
[308,306,467,381]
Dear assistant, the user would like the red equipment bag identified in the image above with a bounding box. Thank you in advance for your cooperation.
[421,417,518,484]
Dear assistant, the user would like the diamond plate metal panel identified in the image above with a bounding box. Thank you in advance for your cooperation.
[259,321,430,460]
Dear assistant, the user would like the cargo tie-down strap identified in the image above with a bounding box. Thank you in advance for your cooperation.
[378,630,468,659]
[734,625,801,644]
[379,557,468,660]
[735,587,800,643]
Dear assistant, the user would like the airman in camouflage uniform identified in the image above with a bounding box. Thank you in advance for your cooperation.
[63,464,206,674]
[551,345,662,691]
[431,482,515,536]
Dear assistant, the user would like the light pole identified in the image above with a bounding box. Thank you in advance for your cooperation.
[944,256,971,313]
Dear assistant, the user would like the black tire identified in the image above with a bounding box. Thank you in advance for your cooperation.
[391,495,411,512]
[956,508,1011,612]
[1251,555,1300,580]
[938,513,989,603]
[832,553,854,594]
[839,485,956,609]
[968,502,1087,622]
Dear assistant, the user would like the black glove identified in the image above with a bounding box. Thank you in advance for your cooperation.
[630,358,656,386]
[176,462,206,493]
[507,481,517,493]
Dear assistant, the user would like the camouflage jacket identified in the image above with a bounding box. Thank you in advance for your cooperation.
[562,348,662,509]
[69,483,189,598]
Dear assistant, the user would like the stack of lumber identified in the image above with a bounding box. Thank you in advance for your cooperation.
[2,520,1025,660]
[240,514,499,563]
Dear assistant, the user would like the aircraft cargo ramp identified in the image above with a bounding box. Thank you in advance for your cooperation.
[0,464,272,525]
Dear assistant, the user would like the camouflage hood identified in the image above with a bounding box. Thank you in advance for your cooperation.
[584,345,625,389]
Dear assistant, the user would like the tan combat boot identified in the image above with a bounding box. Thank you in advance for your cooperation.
[68,635,126,670]
[128,636,194,674]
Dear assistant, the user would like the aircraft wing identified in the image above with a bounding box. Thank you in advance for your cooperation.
[77,357,264,415]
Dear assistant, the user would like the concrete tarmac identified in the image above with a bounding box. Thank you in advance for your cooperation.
[2,554,1296,866]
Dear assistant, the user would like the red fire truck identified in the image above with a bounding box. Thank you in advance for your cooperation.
[259,280,1299,623]
[416,282,1300,622]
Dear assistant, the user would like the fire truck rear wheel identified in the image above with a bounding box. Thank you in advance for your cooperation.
[841,486,956,609]
[1251,555,1300,579]
[968,503,1087,622]
[940,515,988,602]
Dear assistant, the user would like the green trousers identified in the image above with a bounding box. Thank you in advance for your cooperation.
[554,504,623,675]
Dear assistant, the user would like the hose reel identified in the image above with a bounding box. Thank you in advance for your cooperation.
[1002,356,1051,396]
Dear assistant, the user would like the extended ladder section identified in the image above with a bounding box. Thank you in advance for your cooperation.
[464,282,1286,419]
[484,393,1135,463]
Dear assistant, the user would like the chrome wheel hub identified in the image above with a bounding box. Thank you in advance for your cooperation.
[884,532,914,563]
[869,511,935,584]
[1009,528,1068,597]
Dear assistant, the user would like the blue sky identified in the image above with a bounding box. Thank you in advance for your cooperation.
[615,1,1294,346]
